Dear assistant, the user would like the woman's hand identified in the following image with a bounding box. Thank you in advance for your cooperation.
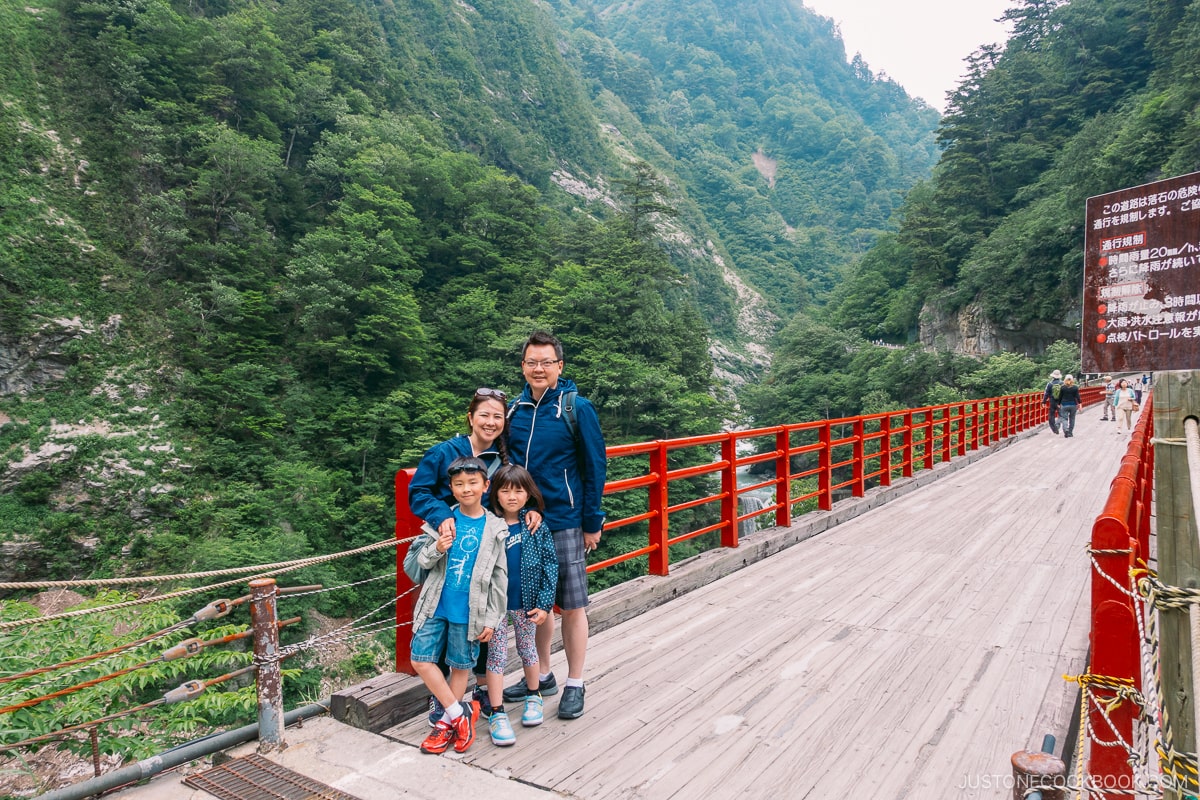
[438,517,456,538]
[436,528,455,553]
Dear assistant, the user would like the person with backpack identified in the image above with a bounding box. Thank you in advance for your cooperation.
[1042,369,1064,435]
[502,330,607,720]
[1058,375,1082,438]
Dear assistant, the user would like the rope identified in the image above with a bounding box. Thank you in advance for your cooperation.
[0,538,408,632]
[278,572,397,600]
[0,536,413,591]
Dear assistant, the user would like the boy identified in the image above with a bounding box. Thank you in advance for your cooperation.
[409,456,509,754]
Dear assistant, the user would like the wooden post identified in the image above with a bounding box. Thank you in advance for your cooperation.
[1011,748,1066,799]
[1157,371,1200,800]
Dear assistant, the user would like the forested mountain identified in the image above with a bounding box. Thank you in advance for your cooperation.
[0,0,938,591]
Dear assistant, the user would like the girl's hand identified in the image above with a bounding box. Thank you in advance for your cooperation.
[527,608,548,626]
[436,529,455,553]
[478,627,494,643]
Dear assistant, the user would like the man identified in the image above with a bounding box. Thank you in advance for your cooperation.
[1042,369,1064,435]
[1101,375,1115,421]
[503,331,607,719]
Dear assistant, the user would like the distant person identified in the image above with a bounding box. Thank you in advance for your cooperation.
[410,456,509,755]
[1100,375,1115,422]
[503,331,607,720]
[1112,378,1138,432]
[482,464,558,744]
[1042,369,1064,435]
[1058,375,1081,438]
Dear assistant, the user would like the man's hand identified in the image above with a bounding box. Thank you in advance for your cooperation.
[525,509,543,530]
[583,530,601,553]
[527,608,549,625]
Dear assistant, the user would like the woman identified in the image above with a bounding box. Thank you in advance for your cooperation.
[1057,375,1081,438]
[1112,378,1138,432]
[408,388,510,537]
[407,388,543,726]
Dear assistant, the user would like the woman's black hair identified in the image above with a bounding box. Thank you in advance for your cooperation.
[489,464,545,515]
[468,392,510,465]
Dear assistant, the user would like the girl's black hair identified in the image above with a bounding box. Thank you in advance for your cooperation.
[489,464,545,515]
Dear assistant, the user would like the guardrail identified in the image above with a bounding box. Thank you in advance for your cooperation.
[393,386,1102,668]
[1084,394,1155,796]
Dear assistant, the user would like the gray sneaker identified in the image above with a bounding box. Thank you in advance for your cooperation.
[503,673,556,703]
[557,684,585,719]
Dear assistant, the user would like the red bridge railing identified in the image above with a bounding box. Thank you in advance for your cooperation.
[1084,395,1155,796]
[394,386,1103,668]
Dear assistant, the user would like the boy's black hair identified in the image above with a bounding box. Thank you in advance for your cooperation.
[447,456,488,477]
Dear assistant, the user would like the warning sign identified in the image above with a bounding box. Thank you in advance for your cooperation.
[1083,170,1200,372]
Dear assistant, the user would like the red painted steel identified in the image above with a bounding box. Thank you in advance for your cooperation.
[1086,395,1154,797]
[394,386,1105,669]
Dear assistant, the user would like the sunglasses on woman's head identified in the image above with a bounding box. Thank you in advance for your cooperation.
[475,387,507,401]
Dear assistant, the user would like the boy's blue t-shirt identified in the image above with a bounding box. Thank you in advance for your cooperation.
[434,508,485,624]
[505,521,523,611]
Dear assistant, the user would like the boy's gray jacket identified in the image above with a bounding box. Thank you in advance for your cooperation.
[412,514,509,641]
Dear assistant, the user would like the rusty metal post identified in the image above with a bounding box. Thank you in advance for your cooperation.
[1011,741,1066,800]
[249,578,284,752]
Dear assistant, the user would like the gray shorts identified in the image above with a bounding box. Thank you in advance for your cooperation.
[553,528,590,610]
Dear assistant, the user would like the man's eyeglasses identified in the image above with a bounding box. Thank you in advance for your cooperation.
[475,387,507,401]
[522,359,561,369]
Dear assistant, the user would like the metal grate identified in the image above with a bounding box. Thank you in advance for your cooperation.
[183,753,364,800]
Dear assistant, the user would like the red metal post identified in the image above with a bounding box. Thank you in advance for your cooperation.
[901,411,914,478]
[648,441,670,575]
[940,409,951,463]
[720,434,739,549]
[818,423,832,511]
[880,414,892,487]
[775,427,792,528]
[394,469,420,675]
[851,418,865,497]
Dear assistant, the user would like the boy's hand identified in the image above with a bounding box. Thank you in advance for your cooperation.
[527,608,548,625]
[436,529,455,553]
[477,627,494,643]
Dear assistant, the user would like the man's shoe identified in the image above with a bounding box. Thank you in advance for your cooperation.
[427,695,444,728]
[420,721,456,754]
[557,685,585,719]
[452,700,479,753]
[503,673,556,703]
[471,684,493,717]
[488,710,516,746]
[521,694,544,727]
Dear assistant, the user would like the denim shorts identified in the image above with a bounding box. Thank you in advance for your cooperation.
[410,616,478,670]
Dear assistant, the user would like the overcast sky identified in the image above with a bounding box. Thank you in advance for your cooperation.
[801,0,1014,112]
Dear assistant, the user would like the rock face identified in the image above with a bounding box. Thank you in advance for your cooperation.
[919,302,1073,356]
[0,316,103,396]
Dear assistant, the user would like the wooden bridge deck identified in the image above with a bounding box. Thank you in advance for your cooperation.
[377,405,1141,799]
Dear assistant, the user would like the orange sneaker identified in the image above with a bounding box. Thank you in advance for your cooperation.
[451,700,479,753]
[420,720,456,754]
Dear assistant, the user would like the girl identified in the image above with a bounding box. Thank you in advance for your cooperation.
[482,464,558,745]
[1112,378,1138,431]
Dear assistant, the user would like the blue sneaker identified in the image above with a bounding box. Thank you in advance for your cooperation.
[488,710,516,746]
[471,683,494,717]
[427,695,444,728]
[503,672,556,703]
[521,694,544,727]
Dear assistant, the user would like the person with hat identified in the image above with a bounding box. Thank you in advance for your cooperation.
[1101,375,1115,421]
[1042,369,1065,435]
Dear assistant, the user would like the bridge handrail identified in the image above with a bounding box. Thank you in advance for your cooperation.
[1082,393,1155,792]
[393,386,1103,668]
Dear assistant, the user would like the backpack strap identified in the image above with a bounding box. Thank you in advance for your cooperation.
[561,390,580,445]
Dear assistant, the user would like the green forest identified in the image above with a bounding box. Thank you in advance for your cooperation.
[1,0,1195,770]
